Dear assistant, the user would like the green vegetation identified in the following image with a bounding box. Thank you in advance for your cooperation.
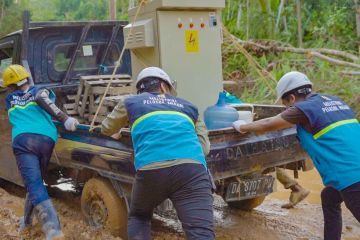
[223,0,360,116]
[0,0,128,33]
[0,0,358,114]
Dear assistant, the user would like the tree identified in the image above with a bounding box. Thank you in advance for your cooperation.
[296,0,303,47]
[275,0,285,33]
[0,0,15,19]
[355,0,360,54]
[236,0,242,30]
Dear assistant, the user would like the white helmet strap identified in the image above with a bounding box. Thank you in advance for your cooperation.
[16,79,28,87]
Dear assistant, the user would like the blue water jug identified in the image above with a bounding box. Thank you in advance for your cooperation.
[204,92,239,130]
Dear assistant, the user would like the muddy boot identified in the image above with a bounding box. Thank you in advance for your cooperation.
[276,168,298,189]
[281,184,310,209]
[19,193,34,232]
[34,199,64,240]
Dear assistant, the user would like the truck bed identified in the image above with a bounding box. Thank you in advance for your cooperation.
[54,120,308,183]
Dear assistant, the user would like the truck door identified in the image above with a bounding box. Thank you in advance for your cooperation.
[0,37,24,186]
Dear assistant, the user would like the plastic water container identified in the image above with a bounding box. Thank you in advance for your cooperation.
[204,92,239,130]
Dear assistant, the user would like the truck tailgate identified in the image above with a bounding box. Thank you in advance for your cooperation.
[207,127,308,180]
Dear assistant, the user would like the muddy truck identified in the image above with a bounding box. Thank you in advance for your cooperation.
[0,17,313,238]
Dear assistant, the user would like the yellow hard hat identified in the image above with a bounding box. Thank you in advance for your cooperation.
[2,64,30,87]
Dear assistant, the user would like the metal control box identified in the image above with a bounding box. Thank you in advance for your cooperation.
[123,19,155,49]
[124,0,225,114]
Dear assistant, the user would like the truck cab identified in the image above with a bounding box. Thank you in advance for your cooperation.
[0,20,131,186]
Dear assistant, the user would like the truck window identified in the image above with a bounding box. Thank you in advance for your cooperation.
[0,48,13,85]
[0,48,13,72]
[54,43,120,72]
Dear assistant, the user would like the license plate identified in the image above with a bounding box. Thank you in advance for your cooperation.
[225,175,276,202]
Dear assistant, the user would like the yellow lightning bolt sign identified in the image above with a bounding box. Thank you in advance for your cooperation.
[185,30,199,53]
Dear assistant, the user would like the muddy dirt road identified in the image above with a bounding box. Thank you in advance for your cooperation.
[0,170,359,240]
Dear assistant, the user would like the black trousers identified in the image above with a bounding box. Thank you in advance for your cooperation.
[128,163,215,240]
[321,182,360,240]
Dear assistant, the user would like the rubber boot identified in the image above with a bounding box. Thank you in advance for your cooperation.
[34,199,64,240]
[281,184,310,209]
[19,193,34,231]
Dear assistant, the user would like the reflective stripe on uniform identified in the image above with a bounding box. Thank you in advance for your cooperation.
[313,118,359,139]
[131,110,195,131]
[8,102,38,114]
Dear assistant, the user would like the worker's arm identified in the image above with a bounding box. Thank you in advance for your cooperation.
[234,106,309,134]
[101,97,129,136]
[35,88,69,122]
[195,118,211,156]
[239,114,294,135]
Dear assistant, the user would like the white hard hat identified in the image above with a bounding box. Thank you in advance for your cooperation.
[276,71,313,101]
[136,67,177,94]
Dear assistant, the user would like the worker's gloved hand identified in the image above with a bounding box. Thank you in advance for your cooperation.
[64,117,79,131]
[232,120,247,134]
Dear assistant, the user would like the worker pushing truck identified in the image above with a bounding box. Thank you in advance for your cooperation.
[101,66,215,239]
[233,71,360,240]
[2,64,78,239]
[0,1,321,239]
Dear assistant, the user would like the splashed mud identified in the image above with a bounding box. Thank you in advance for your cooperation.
[0,170,359,240]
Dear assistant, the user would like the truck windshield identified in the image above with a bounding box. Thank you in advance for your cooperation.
[54,43,120,72]
[0,48,13,82]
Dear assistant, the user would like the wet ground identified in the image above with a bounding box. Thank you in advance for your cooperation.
[0,169,359,240]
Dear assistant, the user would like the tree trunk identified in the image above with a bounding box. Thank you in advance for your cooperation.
[296,0,303,47]
[236,1,242,30]
[283,16,288,32]
[355,0,360,55]
[266,1,273,38]
[246,0,249,40]
[227,0,232,21]
[0,0,4,20]
[275,0,285,33]
[234,39,360,69]
[109,0,117,20]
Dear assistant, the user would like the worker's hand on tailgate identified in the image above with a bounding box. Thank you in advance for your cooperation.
[232,120,247,134]
[111,132,121,139]
[64,117,79,131]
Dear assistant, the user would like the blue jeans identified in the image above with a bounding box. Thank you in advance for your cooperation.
[128,163,215,240]
[321,182,360,240]
[12,133,55,206]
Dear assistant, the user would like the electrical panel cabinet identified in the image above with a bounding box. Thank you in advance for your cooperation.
[124,0,225,114]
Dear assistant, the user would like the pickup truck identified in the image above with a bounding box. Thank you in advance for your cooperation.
[0,16,312,238]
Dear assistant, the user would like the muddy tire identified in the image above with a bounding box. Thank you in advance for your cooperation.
[227,196,266,211]
[81,177,128,239]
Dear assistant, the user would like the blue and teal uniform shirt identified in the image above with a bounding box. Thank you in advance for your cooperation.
[5,86,58,142]
[294,94,360,191]
[124,92,207,171]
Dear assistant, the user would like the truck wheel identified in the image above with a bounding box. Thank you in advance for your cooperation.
[81,177,128,239]
[227,196,266,211]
